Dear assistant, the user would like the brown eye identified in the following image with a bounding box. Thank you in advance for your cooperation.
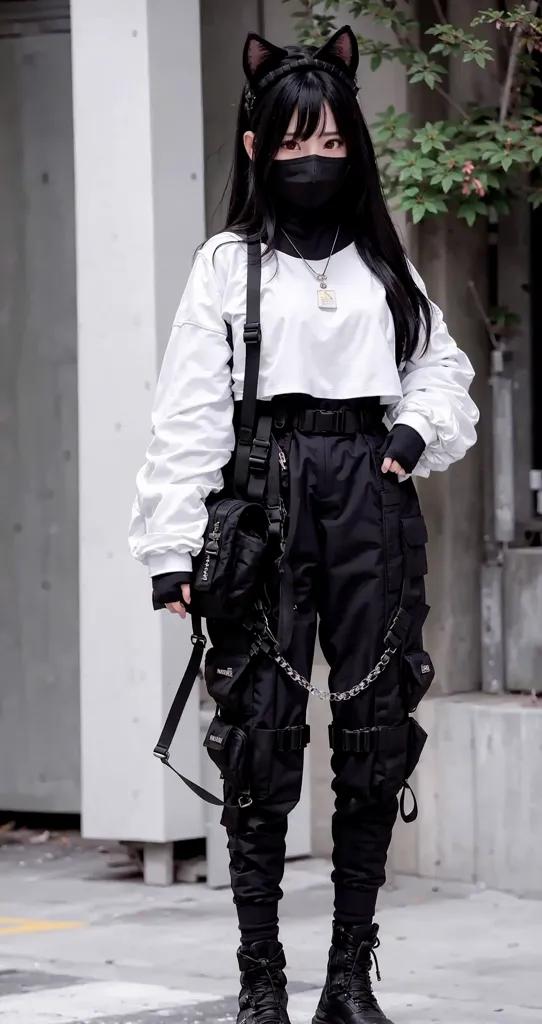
[282,140,299,151]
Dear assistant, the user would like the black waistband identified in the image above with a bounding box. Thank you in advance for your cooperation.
[288,406,378,435]
[233,396,384,436]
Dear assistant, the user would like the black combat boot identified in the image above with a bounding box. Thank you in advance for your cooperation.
[312,923,395,1024]
[237,940,291,1024]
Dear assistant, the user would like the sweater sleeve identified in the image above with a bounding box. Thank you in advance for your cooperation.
[129,251,235,575]
[387,263,479,477]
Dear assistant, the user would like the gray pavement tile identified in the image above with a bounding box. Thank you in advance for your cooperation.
[0,967,82,997]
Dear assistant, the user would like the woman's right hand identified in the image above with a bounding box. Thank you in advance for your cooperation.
[166,584,191,619]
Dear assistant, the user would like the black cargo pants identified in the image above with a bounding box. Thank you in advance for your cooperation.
[205,399,431,928]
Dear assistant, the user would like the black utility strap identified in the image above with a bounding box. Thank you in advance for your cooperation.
[264,438,283,539]
[400,781,419,823]
[153,614,223,807]
[247,413,273,503]
[234,240,263,497]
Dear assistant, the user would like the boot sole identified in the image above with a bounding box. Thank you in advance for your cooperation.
[312,1010,392,1024]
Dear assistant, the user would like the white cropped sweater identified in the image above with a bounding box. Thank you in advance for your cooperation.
[129,233,479,576]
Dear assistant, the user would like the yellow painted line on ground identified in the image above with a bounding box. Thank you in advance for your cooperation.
[0,916,86,936]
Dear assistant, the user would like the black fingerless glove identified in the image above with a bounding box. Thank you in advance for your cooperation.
[379,424,426,475]
[152,571,192,611]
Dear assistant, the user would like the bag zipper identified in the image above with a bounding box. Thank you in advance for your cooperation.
[277,445,288,490]
[198,500,248,587]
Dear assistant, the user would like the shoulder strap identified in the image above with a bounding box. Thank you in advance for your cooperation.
[153,614,223,807]
[233,239,263,496]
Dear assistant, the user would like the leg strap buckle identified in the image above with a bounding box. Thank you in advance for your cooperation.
[276,725,310,752]
[329,725,377,754]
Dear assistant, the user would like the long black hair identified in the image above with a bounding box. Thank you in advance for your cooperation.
[225,61,432,363]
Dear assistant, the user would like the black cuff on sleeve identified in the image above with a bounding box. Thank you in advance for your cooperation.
[152,571,192,611]
[379,424,426,474]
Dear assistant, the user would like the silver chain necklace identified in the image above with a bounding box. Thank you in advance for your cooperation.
[281,225,340,311]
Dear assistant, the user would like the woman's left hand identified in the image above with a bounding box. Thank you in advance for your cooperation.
[379,424,427,477]
[381,457,406,475]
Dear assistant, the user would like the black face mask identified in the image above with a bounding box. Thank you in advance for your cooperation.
[268,155,349,210]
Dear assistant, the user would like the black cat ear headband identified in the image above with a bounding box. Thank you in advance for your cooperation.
[243,24,359,114]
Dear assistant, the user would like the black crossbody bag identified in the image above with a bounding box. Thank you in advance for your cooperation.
[190,238,268,623]
[153,240,271,803]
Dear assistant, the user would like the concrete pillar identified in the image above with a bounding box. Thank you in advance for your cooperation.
[71,0,206,847]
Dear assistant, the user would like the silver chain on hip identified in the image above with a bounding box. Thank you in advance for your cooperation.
[254,610,399,702]
[272,648,394,701]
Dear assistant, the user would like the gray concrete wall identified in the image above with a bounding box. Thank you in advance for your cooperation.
[414,218,489,695]
[0,32,79,813]
[201,0,260,235]
[410,0,493,696]
[499,201,532,535]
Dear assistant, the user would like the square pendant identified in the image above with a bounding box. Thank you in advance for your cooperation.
[317,288,337,310]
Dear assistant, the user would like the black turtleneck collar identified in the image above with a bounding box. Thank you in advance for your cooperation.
[272,196,354,261]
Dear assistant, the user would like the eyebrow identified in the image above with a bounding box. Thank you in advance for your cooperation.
[283,130,341,137]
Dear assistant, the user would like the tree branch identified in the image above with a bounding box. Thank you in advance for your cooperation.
[499,0,539,124]
[434,81,469,118]
[468,279,500,349]
[431,0,447,26]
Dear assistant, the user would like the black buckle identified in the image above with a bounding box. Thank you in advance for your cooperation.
[243,322,262,345]
[314,409,336,433]
[249,438,270,472]
[329,725,374,754]
[249,626,279,658]
[308,409,347,434]
[384,608,411,650]
[153,745,170,762]
[267,502,284,539]
[191,633,207,648]
[276,725,310,752]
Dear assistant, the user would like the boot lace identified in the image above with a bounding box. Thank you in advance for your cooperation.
[344,936,382,1011]
[242,954,285,1024]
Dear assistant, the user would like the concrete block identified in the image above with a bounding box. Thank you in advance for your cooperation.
[143,843,174,886]
[416,698,476,882]
[391,694,542,897]
[474,700,542,895]
[504,548,542,693]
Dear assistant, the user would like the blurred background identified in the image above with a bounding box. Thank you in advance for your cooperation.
[0,0,541,901]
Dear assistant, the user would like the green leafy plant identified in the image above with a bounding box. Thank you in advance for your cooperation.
[286,0,542,224]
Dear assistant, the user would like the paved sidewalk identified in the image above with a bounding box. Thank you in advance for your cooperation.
[0,835,540,1023]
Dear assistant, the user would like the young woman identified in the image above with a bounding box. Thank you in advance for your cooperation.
[130,25,478,1024]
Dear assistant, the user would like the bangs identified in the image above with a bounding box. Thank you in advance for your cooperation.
[290,75,330,141]
[262,71,352,152]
